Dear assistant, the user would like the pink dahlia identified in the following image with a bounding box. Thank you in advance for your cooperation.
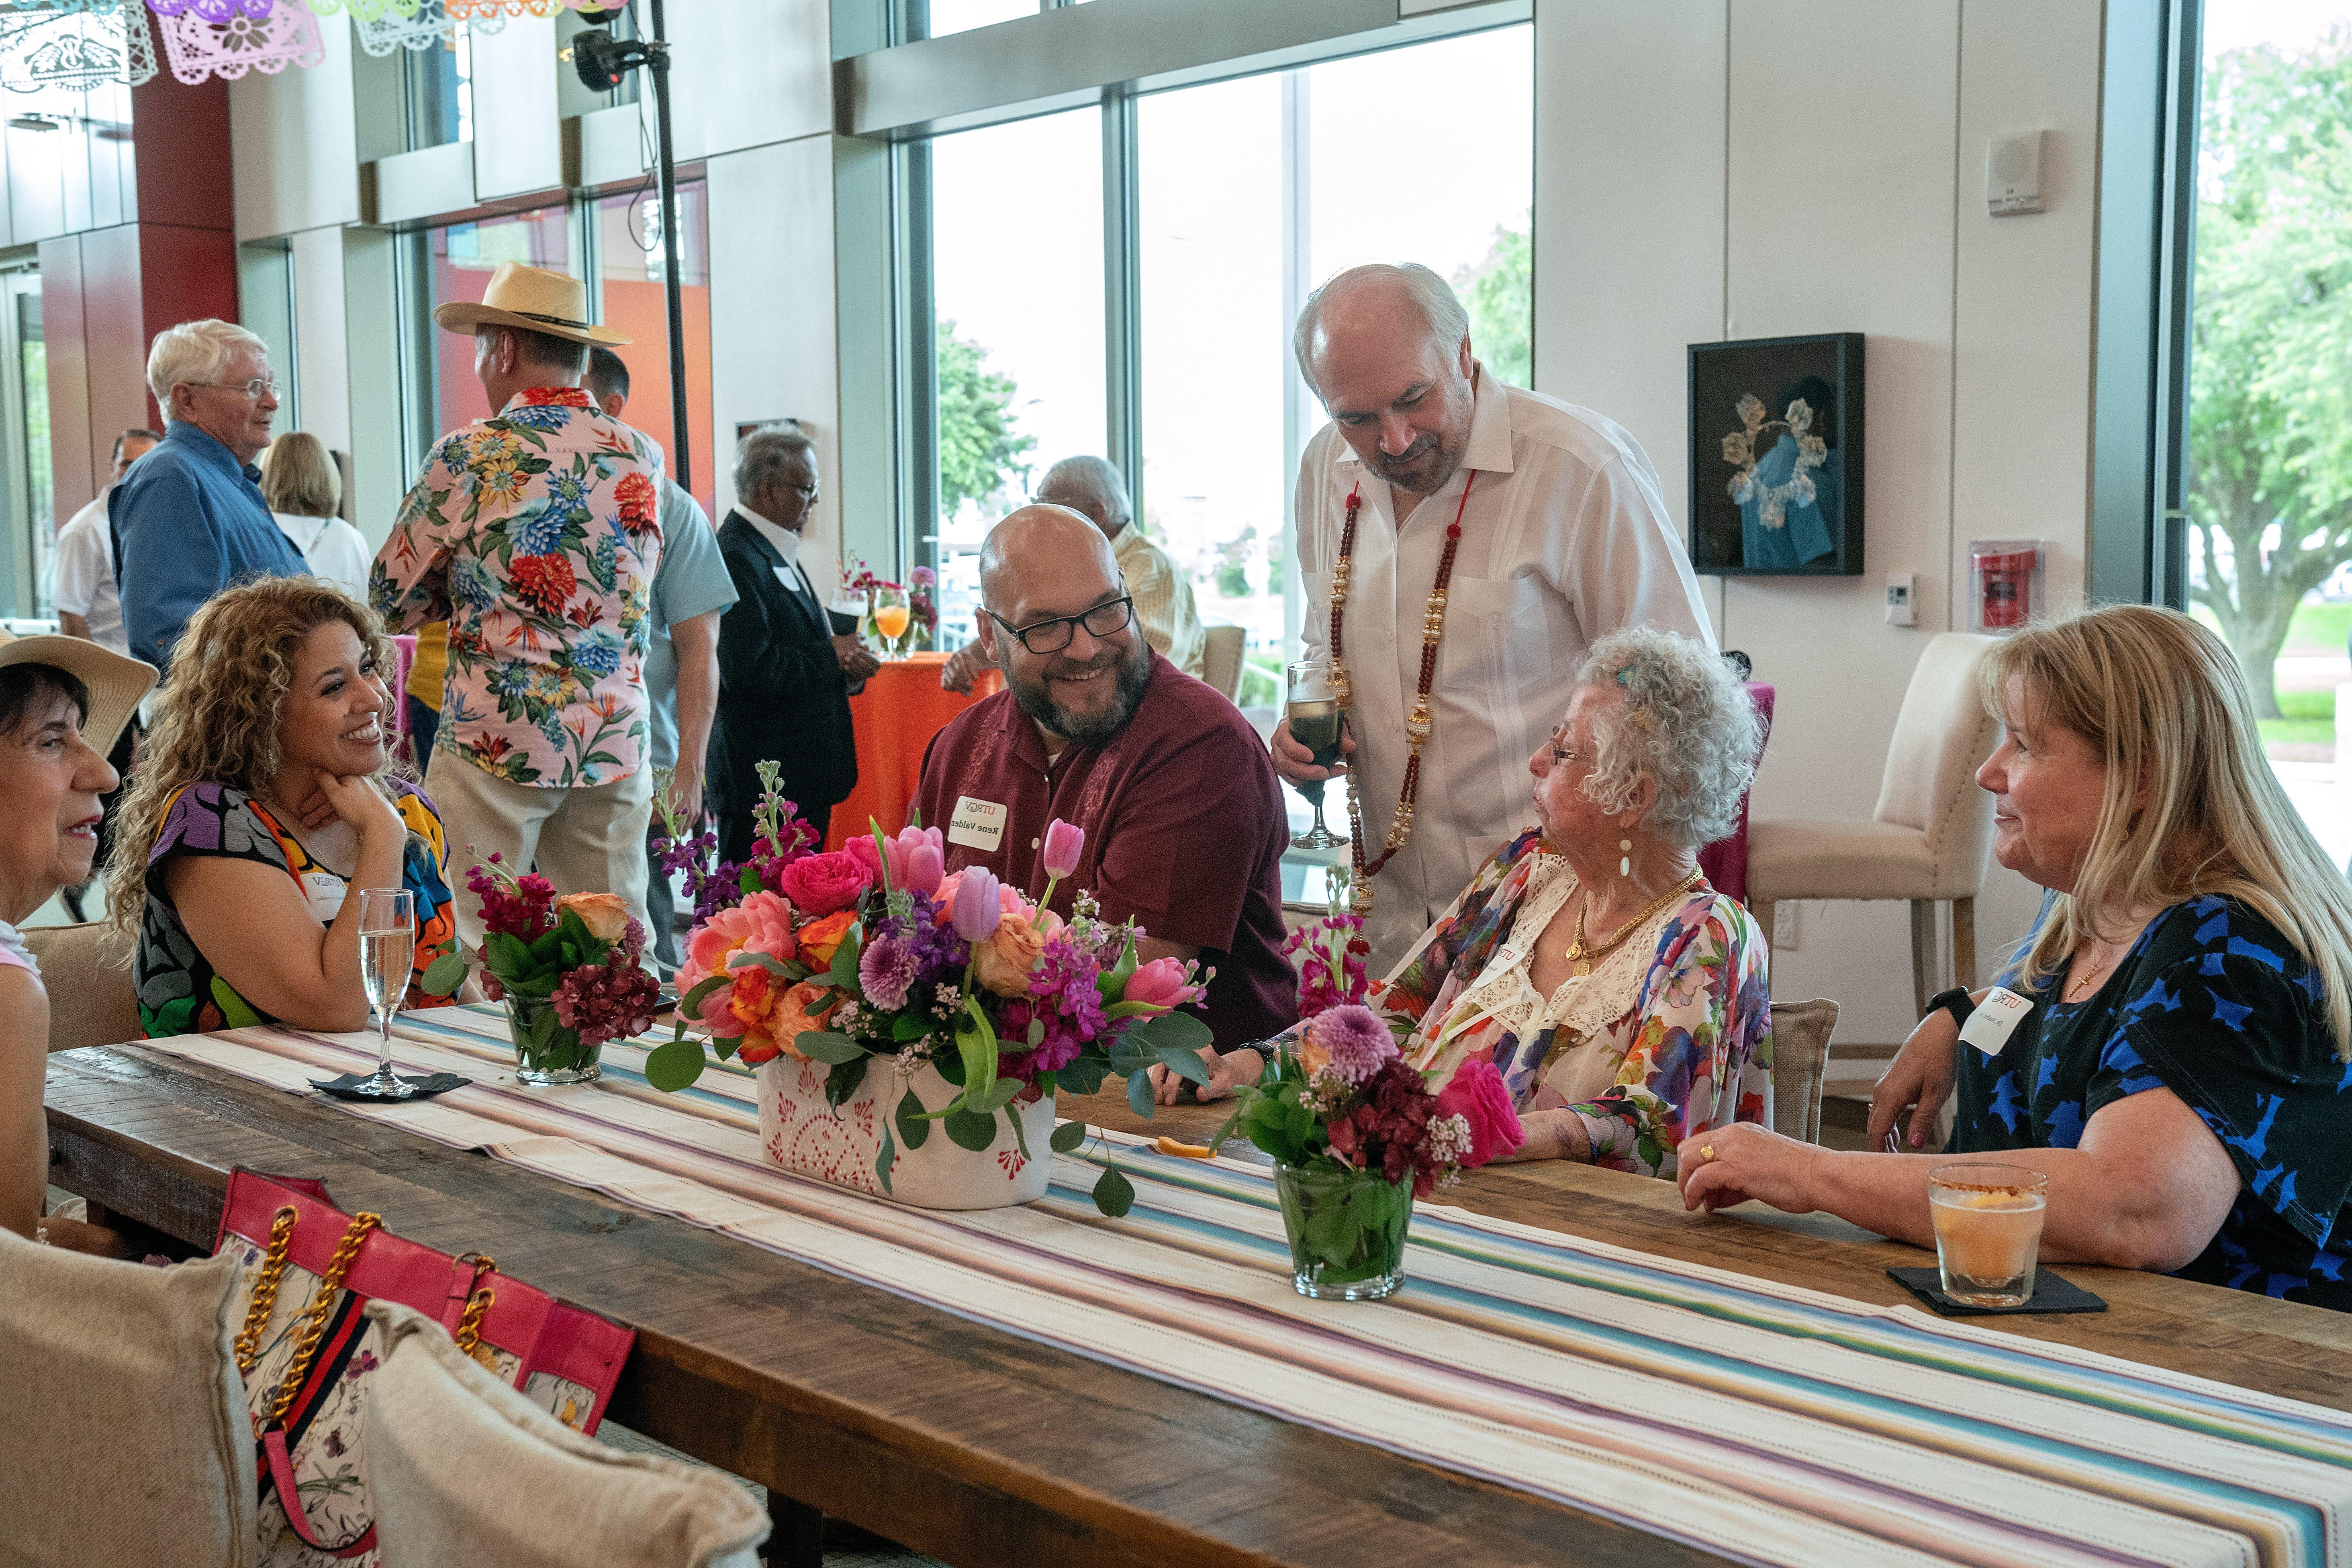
[1303,1004,1398,1085]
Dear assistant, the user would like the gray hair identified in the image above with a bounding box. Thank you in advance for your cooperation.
[147,319,268,410]
[1576,628,1761,850]
[734,422,815,501]
[1037,455,1130,527]
[1291,262,1471,399]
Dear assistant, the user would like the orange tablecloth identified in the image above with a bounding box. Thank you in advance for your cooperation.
[823,653,1004,850]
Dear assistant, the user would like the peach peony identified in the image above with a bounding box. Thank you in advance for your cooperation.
[554,891,631,942]
[679,892,799,1059]
[972,910,1048,997]
[797,908,858,968]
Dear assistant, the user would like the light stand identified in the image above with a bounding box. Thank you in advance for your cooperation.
[573,6,691,494]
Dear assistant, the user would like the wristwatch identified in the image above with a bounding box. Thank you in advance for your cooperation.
[1925,986,1976,1029]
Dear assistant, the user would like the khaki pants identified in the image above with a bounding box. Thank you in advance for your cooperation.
[427,753,654,955]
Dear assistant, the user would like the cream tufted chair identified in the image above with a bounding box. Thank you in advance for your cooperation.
[1745,633,2001,1017]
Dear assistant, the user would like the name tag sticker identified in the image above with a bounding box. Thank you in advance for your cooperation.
[301,871,347,925]
[1959,986,2033,1056]
[946,795,1007,852]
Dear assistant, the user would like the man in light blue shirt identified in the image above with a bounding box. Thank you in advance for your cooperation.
[112,321,305,672]
[589,350,738,969]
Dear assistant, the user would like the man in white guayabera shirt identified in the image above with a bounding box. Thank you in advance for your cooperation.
[1273,262,1714,970]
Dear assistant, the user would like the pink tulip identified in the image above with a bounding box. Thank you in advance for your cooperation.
[1041,819,1085,879]
[903,842,944,896]
[1123,956,1196,1011]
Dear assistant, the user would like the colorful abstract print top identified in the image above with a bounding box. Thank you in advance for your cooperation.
[1953,894,2352,1312]
[1366,828,1772,1178]
[135,782,459,1037]
[372,387,663,788]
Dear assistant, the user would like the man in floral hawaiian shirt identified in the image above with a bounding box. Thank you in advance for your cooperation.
[371,263,664,951]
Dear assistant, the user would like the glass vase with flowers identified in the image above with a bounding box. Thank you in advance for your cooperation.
[1209,1006,1522,1299]
[419,857,660,1085]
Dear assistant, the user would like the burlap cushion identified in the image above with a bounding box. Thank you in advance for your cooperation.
[362,1300,766,1568]
[0,1229,256,1566]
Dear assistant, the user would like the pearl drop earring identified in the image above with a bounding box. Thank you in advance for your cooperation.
[1619,838,1633,878]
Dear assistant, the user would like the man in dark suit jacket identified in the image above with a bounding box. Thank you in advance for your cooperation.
[709,425,879,863]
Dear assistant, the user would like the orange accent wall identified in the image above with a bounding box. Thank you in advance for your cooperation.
[600,278,714,518]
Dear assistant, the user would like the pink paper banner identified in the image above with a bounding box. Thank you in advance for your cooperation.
[153,1,319,84]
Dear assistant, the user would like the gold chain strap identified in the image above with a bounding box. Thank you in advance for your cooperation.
[231,1206,300,1374]
[452,1254,497,1362]
[259,1212,381,1433]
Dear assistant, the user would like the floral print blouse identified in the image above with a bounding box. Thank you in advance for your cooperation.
[135,782,459,1038]
[1367,828,1772,1177]
[371,386,663,789]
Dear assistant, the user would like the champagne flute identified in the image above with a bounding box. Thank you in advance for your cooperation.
[351,887,417,1100]
[1286,659,1347,850]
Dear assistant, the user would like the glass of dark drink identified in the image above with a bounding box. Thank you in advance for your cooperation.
[1286,659,1347,850]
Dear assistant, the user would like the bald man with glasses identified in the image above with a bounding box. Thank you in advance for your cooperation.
[911,504,1293,1057]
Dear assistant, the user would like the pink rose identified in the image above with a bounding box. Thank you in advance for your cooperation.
[1122,957,1200,1012]
[777,850,872,916]
[1433,1059,1526,1168]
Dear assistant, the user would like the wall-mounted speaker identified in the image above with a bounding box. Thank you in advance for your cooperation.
[1986,131,2045,217]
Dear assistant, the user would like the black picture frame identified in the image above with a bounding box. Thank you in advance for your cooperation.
[1687,332,1865,576]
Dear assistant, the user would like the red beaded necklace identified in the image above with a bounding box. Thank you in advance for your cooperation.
[1329,470,1476,915]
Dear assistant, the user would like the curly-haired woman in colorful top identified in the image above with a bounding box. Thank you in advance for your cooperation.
[105,578,466,1036]
[1177,627,1772,1178]
[1690,606,2352,1310]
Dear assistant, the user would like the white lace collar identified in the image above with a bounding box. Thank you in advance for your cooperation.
[1453,856,1688,1046]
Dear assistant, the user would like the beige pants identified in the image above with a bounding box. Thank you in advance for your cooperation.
[426,753,654,955]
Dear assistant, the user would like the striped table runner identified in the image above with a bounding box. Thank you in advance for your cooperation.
[140,1008,2352,1568]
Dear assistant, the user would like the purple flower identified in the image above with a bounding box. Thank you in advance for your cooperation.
[952,868,1002,942]
[1305,1004,1398,1085]
[858,928,919,1012]
[909,564,936,588]
[1041,818,1084,879]
[619,918,647,960]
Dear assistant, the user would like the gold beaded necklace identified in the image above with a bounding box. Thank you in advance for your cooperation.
[1563,869,1703,977]
[1330,472,1477,917]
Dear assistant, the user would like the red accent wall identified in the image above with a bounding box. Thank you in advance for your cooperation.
[43,77,237,524]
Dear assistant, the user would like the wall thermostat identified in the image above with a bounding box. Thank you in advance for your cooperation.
[1987,131,2044,216]
[1884,572,1918,628]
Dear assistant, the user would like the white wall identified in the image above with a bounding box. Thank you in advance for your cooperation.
[1535,0,2102,1045]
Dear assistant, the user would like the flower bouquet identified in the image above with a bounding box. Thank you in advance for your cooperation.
[646,781,1214,1212]
[1209,1005,1522,1299]
[421,856,660,1085]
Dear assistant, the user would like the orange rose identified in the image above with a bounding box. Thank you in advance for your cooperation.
[797,909,858,968]
[767,981,836,1063]
[971,911,1047,997]
[554,891,632,943]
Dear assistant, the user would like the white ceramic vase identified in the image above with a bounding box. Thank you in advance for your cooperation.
[754,1054,1054,1209]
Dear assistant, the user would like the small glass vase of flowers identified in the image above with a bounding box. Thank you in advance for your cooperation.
[648,784,1212,1212]
[420,855,660,1086]
[841,559,939,659]
[1209,1005,1523,1300]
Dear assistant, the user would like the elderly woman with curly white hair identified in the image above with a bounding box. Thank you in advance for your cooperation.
[1190,627,1770,1176]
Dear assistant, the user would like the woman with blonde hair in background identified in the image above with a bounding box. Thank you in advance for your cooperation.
[1683,604,2352,1310]
[261,430,371,599]
[106,577,464,1036]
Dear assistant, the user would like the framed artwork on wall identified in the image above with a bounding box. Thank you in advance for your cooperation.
[1687,332,1865,576]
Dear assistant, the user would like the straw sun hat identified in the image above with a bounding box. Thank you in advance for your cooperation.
[0,628,155,756]
[429,261,631,347]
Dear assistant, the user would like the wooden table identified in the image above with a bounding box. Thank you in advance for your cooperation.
[46,1047,2352,1568]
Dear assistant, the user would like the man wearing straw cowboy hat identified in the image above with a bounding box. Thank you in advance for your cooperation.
[371,262,666,953]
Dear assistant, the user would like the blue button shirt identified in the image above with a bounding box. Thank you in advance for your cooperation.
[110,420,306,671]
[644,477,737,770]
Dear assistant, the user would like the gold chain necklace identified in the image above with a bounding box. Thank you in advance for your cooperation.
[1331,473,1477,918]
[1563,869,1703,977]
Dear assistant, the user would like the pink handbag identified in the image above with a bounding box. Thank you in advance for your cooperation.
[214,1169,635,1564]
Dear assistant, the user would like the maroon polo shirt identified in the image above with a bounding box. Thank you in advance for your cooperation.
[913,652,1295,1051]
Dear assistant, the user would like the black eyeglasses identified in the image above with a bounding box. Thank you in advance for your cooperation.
[987,596,1135,656]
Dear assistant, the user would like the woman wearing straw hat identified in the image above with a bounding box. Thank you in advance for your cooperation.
[369,262,666,954]
[0,630,154,1251]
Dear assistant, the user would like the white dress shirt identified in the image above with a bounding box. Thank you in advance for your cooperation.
[1295,364,1714,968]
[50,489,127,655]
[272,512,374,601]
[738,504,819,603]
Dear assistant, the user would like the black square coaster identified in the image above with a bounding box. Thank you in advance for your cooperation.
[310,1072,472,1103]
[1887,1266,2106,1316]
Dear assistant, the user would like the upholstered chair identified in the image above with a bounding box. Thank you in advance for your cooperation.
[363,1300,769,1568]
[1746,633,2002,1016]
[1766,998,1841,1145]
[24,920,139,1051]
[1201,623,1246,703]
[0,1231,257,1566]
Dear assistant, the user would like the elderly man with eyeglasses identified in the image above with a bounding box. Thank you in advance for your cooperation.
[911,504,1294,1056]
[110,319,305,673]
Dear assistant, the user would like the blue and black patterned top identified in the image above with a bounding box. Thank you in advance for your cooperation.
[1951,894,2352,1312]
